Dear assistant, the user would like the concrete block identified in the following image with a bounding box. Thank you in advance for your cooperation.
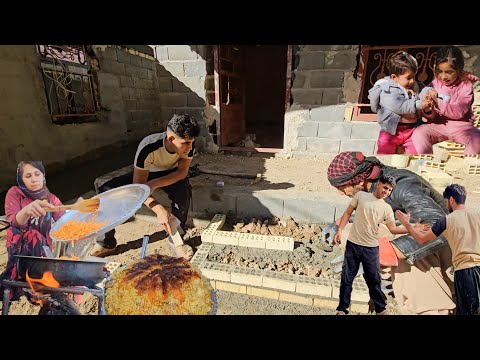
[187,93,206,107]
[350,302,369,314]
[295,277,332,297]
[265,236,294,251]
[173,76,205,93]
[297,51,325,70]
[236,193,283,219]
[332,278,369,303]
[133,78,154,90]
[291,137,307,151]
[324,50,357,70]
[116,49,132,64]
[158,93,188,107]
[158,61,185,77]
[201,227,215,243]
[246,286,280,300]
[207,214,226,231]
[350,122,380,139]
[200,261,231,282]
[332,279,341,298]
[212,230,240,246]
[316,122,352,139]
[238,233,266,249]
[141,58,155,70]
[130,55,143,67]
[313,297,338,310]
[167,45,198,60]
[119,75,134,88]
[157,77,172,92]
[190,243,211,268]
[292,71,306,88]
[215,281,247,294]
[184,60,207,77]
[310,105,346,122]
[230,267,263,287]
[120,87,130,100]
[310,70,344,88]
[100,46,118,61]
[153,46,168,61]
[322,89,344,105]
[351,277,370,302]
[97,72,120,89]
[124,99,137,111]
[291,89,324,106]
[262,272,297,292]
[285,108,309,123]
[297,121,319,137]
[339,139,376,155]
[279,292,313,306]
[306,138,341,153]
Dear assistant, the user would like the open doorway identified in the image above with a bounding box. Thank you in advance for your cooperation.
[215,45,290,150]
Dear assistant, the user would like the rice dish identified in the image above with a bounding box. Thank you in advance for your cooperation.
[104,254,213,315]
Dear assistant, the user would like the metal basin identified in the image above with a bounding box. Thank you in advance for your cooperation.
[50,184,150,257]
[15,255,108,287]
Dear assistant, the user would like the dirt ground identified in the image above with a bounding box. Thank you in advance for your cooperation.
[0,215,395,316]
[1,152,479,315]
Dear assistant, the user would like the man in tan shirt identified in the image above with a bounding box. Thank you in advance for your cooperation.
[397,184,480,315]
[334,174,410,315]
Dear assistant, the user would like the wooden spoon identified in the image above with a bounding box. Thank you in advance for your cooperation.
[46,198,100,213]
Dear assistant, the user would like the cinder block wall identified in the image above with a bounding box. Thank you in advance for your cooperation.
[92,45,161,143]
[150,45,217,153]
[0,45,161,192]
[284,45,379,156]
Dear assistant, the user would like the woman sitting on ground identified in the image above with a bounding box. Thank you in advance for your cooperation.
[0,161,69,301]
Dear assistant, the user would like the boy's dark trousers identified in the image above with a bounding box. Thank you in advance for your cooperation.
[337,240,386,314]
[97,168,192,249]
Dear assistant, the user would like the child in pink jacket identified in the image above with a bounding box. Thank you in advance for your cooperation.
[412,46,480,155]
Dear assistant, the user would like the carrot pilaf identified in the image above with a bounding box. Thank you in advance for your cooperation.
[52,220,106,240]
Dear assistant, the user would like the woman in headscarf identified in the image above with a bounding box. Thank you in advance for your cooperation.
[0,161,65,301]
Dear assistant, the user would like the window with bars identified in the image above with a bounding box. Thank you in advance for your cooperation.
[37,45,98,124]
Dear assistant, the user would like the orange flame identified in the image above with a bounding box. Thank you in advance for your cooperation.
[26,270,60,292]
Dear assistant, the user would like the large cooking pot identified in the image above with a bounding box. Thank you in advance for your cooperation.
[15,255,108,288]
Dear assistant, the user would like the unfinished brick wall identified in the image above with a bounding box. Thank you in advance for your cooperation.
[151,45,217,153]
[92,45,161,143]
[282,45,380,156]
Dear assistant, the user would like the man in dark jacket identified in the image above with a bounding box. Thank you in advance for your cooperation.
[326,151,455,314]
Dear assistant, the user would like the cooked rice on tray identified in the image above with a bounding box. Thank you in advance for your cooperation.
[104,254,213,315]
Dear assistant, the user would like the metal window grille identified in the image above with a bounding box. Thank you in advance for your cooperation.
[37,45,98,123]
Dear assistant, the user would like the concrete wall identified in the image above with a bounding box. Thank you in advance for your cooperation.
[92,45,162,143]
[150,45,218,153]
[283,45,376,156]
[0,45,164,192]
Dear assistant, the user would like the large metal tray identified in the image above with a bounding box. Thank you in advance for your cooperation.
[50,184,150,244]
